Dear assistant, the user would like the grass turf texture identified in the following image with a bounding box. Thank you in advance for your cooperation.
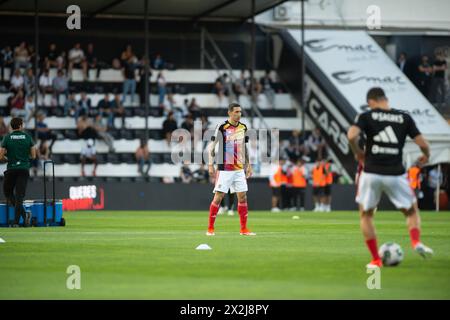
[0,210,449,299]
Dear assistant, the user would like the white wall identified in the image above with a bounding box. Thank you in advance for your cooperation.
[257,0,450,32]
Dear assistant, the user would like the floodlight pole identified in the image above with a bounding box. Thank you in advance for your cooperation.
[34,0,39,143]
[301,0,306,141]
[250,0,256,128]
[144,0,149,142]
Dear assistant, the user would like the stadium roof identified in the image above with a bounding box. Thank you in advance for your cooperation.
[0,0,289,21]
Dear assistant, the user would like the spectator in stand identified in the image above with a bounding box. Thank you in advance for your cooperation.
[9,69,24,93]
[188,97,202,119]
[94,113,115,152]
[289,130,309,158]
[14,42,30,69]
[193,164,209,183]
[68,43,87,80]
[33,140,50,176]
[80,139,97,177]
[120,45,134,65]
[244,69,252,93]
[112,58,121,70]
[36,112,57,153]
[111,94,126,129]
[77,114,98,140]
[157,71,167,107]
[180,160,193,183]
[397,52,408,73]
[418,55,433,99]
[24,94,35,128]
[27,45,36,68]
[306,128,327,161]
[86,43,101,80]
[135,139,151,177]
[97,93,112,119]
[122,55,139,105]
[213,76,226,104]
[251,76,262,96]
[23,68,36,96]
[233,70,248,100]
[138,56,152,106]
[431,50,448,107]
[1,46,14,81]
[75,92,91,120]
[0,116,8,139]
[214,73,229,104]
[38,69,53,105]
[200,114,210,133]
[43,43,59,69]
[162,111,177,146]
[181,113,194,136]
[9,89,26,118]
[260,70,276,108]
[64,93,77,116]
[56,51,67,71]
[52,69,69,106]
[153,53,164,70]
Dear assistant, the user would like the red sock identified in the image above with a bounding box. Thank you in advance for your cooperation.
[365,238,381,261]
[238,202,248,230]
[208,202,220,229]
[410,228,421,247]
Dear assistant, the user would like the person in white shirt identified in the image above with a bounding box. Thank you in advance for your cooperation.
[39,69,53,106]
[68,43,87,80]
[24,95,35,128]
[80,139,98,177]
[10,69,24,92]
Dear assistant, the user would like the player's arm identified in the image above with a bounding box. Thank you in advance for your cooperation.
[30,146,37,160]
[414,134,430,165]
[408,115,430,165]
[207,136,219,177]
[244,143,252,179]
[0,147,7,162]
[347,125,365,162]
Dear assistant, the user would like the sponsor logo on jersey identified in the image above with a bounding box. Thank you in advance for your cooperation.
[373,126,399,144]
[371,145,399,155]
[10,135,26,140]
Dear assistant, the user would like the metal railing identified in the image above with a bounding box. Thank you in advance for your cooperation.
[200,27,270,131]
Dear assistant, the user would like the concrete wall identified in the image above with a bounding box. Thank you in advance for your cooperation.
[258,0,450,31]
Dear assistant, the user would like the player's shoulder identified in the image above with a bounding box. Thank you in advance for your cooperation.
[238,121,248,130]
[390,108,415,122]
[354,110,371,123]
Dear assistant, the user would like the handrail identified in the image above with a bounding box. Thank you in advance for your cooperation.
[201,27,271,130]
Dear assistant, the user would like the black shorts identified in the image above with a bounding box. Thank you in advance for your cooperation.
[81,156,96,164]
[324,185,332,196]
[271,187,281,197]
[313,186,324,196]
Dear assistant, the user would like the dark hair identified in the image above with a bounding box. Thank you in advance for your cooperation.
[366,87,387,102]
[10,117,23,130]
[228,102,241,112]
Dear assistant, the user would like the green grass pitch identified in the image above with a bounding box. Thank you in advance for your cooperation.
[0,210,449,299]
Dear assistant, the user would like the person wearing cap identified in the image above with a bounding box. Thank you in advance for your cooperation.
[0,117,36,226]
[80,139,97,177]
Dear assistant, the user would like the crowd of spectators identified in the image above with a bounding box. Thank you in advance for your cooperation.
[1,41,292,180]
[397,49,449,110]
[212,69,278,108]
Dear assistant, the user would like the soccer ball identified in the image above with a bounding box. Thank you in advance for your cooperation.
[379,242,404,266]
